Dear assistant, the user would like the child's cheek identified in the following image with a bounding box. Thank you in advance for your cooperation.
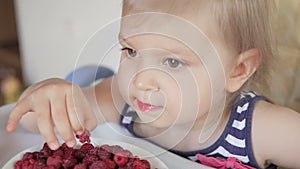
[116,66,135,103]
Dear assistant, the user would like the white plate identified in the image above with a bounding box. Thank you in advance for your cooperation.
[3,138,168,169]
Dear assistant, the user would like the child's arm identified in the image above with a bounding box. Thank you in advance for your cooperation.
[6,77,123,150]
[252,101,300,168]
[83,76,125,125]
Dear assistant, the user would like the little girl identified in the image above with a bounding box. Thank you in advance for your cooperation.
[7,0,300,168]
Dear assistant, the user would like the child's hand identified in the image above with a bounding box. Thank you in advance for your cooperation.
[6,78,96,150]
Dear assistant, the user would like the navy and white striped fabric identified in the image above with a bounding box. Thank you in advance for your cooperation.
[184,91,265,168]
[120,91,277,168]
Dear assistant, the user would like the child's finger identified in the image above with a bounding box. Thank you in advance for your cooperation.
[35,99,59,150]
[85,115,98,132]
[50,96,76,148]
[66,92,85,135]
[83,100,97,131]
[73,88,96,132]
[6,99,31,132]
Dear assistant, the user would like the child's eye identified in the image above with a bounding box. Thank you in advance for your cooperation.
[163,58,186,69]
[121,47,138,58]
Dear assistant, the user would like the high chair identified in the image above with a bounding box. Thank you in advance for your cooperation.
[65,65,114,87]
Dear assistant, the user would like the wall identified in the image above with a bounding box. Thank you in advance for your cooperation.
[267,0,300,112]
[14,0,123,85]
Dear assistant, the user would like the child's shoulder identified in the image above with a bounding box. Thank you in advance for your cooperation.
[251,100,300,167]
[253,100,300,131]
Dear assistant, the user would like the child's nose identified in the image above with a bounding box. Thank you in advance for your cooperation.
[134,70,159,91]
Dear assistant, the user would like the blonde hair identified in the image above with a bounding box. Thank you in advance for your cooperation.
[212,0,276,94]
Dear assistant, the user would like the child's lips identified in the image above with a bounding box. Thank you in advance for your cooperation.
[137,99,163,112]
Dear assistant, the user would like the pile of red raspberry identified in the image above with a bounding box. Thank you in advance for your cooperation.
[14,130,151,169]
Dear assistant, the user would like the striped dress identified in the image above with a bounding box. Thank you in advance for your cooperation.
[120,91,277,168]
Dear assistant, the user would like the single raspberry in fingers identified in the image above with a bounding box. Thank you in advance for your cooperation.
[75,129,91,143]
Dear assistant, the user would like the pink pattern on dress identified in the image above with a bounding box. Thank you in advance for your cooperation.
[196,154,256,169]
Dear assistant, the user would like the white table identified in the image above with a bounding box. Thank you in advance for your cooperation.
[0,104,212,169]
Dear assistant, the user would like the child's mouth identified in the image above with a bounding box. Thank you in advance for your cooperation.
[137,99,163,112]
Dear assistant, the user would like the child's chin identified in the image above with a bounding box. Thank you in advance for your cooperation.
[142,118,174,130]
[136,110,163,121]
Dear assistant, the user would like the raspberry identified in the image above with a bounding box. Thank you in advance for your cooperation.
[110,145,124,154]
[88,146,99,156]
[132,158,151,169]
[61,145,76,159]
[80,143,94,152]
[46,156,62,168]
[114,152,129,167]
[22,152,36,160]
[89,160,108,169]
[60,143,68,149]
[97,147,112,160]
[33,159,46,169]
[126,158,135,168]
[82,154,99,166]
[122,149,133,158]
[118,167,129,169]
[74,163,87,169]
[52,149,64,157]
[74,150,86,160]
[76,130,91,143]
[103,159,117,169]
[43,166,55,169]
[31,152,43,160]
[21,160,32,169]
[100,144,111,152]
[14,160,23,169]
[28,159,36,165]
[40,143,52,157]
[62,156,77,169]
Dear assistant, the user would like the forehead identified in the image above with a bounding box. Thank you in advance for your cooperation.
[122,0,211,16]
[120,0,231,65]
[121,0,218,48]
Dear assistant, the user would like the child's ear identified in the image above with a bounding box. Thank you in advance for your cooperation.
[226,48,261,92]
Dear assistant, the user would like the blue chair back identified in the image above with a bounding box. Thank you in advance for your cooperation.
[65,65,114,87]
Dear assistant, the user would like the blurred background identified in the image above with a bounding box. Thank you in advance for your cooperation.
[0,0,300,113]
[0,0,122,105]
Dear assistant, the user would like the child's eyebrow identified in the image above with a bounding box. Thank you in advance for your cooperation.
[118,34,134,47]
[118,34,128,42]
[118,33,201,61]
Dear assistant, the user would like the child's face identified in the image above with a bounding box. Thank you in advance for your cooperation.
[116,1,233,129]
